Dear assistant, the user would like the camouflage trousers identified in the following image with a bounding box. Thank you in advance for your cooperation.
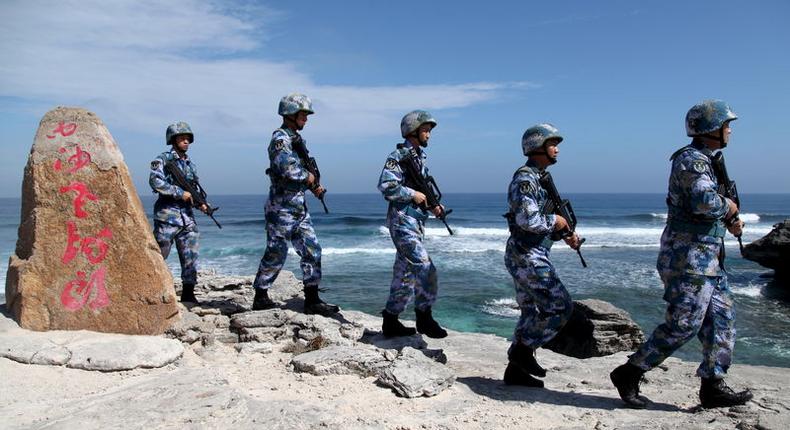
[629,273,735,379]
[504,239,573,349]
[154,220,199,285]
[253,208,321,290]
[385,209,438,315]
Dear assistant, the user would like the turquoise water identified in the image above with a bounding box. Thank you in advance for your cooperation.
[2,193,789,367]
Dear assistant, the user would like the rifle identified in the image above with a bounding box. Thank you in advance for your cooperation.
[291,135,329,213]
[398,147,454,235]
[711,151,744,253]
[538,171,587,267]
[164,160,222,229]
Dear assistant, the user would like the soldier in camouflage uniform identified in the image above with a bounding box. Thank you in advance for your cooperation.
[377,110,448,339]
[251,93,339,316]
[611,100,752,409]
[150,122,208,303]
[502,124,581,388]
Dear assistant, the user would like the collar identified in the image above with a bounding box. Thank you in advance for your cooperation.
[169,148,190,162]
[525,158,544,170]
[280,125,299,139]
[690,139,714,157]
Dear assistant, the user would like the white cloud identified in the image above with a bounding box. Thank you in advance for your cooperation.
[0,0,534,143]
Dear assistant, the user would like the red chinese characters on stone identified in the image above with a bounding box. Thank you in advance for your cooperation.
[62,221,113,265]
[60,266,110,311]
[46,121,77,139]
[59,181,98,218]
[53,145,92,173]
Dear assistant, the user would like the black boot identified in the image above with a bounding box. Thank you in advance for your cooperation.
[504,361,544,388]
[415,307,448,339]
[303,286,339,316]
[610,362,648,409]
[381,310,417,338]
[252,288,276,311]
[180,283,198,303]
[699,378,753,408]
[508,343,547,377]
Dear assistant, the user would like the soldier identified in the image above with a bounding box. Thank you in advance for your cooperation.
[502,124,581,388]
[251,93,339,316]
[377,110,449,339]
[150,121,208,303]
[611,100,752,409]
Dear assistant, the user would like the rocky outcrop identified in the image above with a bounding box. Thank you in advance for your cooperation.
[544,299,645,358]
[5,106,178,334]
[743,220,790,282]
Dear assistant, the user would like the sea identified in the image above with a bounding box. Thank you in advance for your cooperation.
[2,193,789,368]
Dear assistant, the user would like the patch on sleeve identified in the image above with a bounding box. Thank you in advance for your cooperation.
[273,140,286,151]
[692,160,707,173]
[385,158,399,170]
[151,160,162,170]
[519,181,534,194]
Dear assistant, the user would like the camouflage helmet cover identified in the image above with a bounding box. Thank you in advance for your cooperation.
[522,123,563,156]
[685,100,737,137]
[400,110,437,138]
[278,93,314,116]
[166,121,194,145]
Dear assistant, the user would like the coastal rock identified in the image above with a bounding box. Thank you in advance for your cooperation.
[544,299,645,358]
[291,344,392,377]
[0,318,183,371]
[5,106,178,334]
[743,220,790,281]
[377,347,456,398]
[66,336,184,371]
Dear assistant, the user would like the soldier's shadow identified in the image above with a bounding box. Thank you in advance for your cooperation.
[457,376,685,412]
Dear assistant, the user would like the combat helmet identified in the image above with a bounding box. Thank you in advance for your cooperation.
[685,100,737,137]
[522,123,563,156]
[400,110,437,138]
[166,121,194,145]
[278,93,314,116]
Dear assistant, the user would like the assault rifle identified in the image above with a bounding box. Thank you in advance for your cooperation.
[539,171,587,267]
[711,152,744,253]
[164,160,222,229]
[291,135,329,213]
[399,147,454,235]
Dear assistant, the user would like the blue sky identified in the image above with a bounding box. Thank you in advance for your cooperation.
[1,0,788,197]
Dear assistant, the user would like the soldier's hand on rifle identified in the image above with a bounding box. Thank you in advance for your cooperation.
[554,215,569,232]
[412,191,427,206]
[311,185,325,197]
[727,218,744,237]
[564,232,582,250]
[198,203,208,214]
[182,191,193,205]
[306,172,316,187]
[431,205,444,218]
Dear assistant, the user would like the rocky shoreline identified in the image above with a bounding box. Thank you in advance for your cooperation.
[2,270,789,429]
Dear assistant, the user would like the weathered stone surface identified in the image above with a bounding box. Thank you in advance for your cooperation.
[544,299,645,358]
[291,345,393,377]
[743,220,790,281]
[235,342,273,354]
[377,347,456,398]
[5,106,178,334]
[66,336,183,371]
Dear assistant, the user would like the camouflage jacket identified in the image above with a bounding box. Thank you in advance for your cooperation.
[658,140,732,278]
[378,141,429,221]
[506,159,556,247]
[149,148,198,226]
[267,127,310,193]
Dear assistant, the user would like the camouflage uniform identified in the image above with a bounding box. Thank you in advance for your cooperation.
[253,127,321,290]
[149,147,200,285]
[378,141,438,315]
[628,140,736,379]
[504,158,573,351]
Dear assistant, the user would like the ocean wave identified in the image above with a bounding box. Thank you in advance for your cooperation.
[646,213,761,222]
[481,297,520,318]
